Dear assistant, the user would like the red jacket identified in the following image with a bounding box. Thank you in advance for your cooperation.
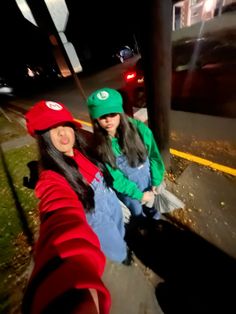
[22,151,111,314]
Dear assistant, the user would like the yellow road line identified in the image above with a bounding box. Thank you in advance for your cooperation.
[170,148,236,177]
[75,118,236,177]
[75,119,92,127]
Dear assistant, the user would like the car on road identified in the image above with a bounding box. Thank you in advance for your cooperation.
[115,46,135,63]
[120,36,236,117]
[0,76,14,97]
[9,63,62,97]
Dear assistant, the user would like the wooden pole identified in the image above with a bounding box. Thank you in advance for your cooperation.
[137,0,172,167]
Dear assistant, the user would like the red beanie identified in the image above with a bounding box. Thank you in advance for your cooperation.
[25,100,81,137]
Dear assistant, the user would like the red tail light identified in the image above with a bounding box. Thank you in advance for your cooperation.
[124,71,137,82]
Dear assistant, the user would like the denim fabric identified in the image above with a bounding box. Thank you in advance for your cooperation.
[86,172,127,263]
[116,155,160,219]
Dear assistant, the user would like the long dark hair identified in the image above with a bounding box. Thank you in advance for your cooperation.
[36,125,98,212]
[92,113,147,168]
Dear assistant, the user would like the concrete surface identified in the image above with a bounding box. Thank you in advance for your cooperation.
[103,258,164,314]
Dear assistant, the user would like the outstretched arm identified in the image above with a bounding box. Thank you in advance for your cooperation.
[22,170,111,314]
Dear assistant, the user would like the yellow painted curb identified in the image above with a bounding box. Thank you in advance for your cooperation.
[75,118,236,177]
[75,119,92,127]
[170,148,236,177]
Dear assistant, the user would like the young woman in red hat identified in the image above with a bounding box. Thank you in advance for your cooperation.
[22,100,128,314]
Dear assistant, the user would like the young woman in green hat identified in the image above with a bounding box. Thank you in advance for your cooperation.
[87,88,165,219]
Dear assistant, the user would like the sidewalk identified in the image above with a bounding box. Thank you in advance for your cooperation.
[1,106,236,313]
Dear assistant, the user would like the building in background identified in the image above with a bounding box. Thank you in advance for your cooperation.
[172,0,236,30]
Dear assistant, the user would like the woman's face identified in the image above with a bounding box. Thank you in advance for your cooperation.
[49,125,75,156]
[97,113,120,137]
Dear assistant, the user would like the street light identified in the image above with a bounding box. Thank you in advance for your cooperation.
[202,0,217,20]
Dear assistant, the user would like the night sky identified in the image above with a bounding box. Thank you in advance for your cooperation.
[65,0,136,66]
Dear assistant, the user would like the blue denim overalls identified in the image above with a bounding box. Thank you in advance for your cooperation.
[86,172,127,263]
[115,155,161,219]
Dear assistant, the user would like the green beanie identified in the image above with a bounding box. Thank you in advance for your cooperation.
[87,88,124,119]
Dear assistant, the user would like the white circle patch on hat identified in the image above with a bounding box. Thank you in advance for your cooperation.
[45,101,63,111]
[96,91,109,100]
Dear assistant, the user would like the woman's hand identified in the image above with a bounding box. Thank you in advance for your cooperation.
[152,181,166,195]
[141,191,155,207]
[152,186,161,195]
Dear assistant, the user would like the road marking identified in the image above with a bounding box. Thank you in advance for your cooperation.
[75,118,236,177]
[170,148,236,177]
[75,119,92,127]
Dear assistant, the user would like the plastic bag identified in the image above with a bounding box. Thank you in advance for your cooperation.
[154,186,185,214]
[119,200,131,224]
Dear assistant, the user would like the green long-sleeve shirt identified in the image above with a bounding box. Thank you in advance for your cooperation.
[106,118,165,201]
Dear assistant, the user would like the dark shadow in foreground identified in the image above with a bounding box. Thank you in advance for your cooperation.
[125,216,236,314]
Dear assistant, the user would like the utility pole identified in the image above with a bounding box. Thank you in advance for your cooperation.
[137,0,172,167]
